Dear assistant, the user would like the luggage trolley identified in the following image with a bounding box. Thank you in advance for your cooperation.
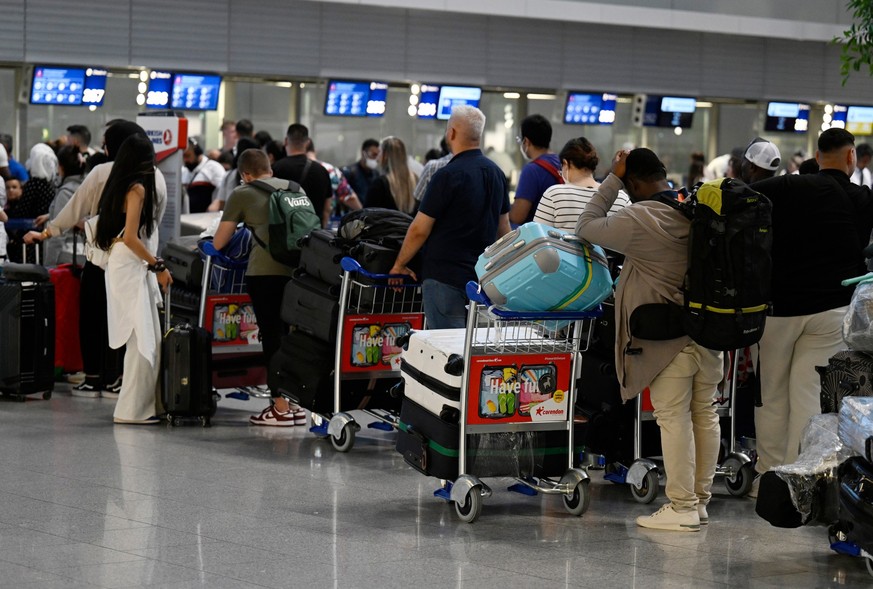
[310,256,425,452]
[606,348,756,503]
[435,281,601,523]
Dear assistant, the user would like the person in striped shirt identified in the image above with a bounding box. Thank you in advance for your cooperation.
[534,137,629,231]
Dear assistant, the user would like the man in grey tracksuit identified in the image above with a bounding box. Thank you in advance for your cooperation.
[576,148,723,532]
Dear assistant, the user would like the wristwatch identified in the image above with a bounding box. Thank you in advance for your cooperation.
[147,258,167,273]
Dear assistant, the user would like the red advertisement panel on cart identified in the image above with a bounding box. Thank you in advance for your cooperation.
[465,353,573,426]
[340,313,425,373]
[203,294,259,347]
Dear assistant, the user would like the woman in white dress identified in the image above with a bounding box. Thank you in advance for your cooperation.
[94,135,172,424]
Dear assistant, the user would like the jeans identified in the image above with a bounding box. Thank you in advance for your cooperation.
[246,274,292,397]
[422,279,468,329]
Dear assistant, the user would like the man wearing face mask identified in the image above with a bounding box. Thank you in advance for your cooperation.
[509,114,563,227]
[342,138,381,206]
[182,138,225,213]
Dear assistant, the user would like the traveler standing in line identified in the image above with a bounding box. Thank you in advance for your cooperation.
[0,133,30,182]
[749,128,873,496]
[851,142,873,188]
[7,143,58,220]
[182,138,225,213]
[207,137,260,213]
[365,137,418,214]
[342,138,381,206]
[739,137,781,184]
[96,134,170,424]
[66,124,95,157]
[413,138,452,204]
[390,105,510,329]
[577,149,723,532]
[24,121,167,398]
[213,149,304,427]
[305,139,362,224]
[533,137,629,231]
[509,114,562,226]
[272,124,332,228]
[40,145,85,266]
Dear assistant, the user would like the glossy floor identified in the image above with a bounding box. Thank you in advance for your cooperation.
[0,389,870,589]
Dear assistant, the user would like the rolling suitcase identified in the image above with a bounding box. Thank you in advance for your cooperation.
[162,235,204,290]
[281,269,339,343]
[161,289,215,426]
[268,330,335,413]
[475,222,612,312]
[298,229,346,286]
[837,456,873,552]
[49,230,84,375]
[817,351,873,413]
[0,265,55,401]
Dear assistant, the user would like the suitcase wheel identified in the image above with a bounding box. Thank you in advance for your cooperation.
[200,416,211,428]
[42,391,52,400]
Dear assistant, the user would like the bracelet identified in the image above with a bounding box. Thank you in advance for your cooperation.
[41,229,50,239]
[148,258,167,273]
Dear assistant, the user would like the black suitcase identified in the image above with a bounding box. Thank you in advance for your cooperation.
[281,270,339,343]
[817,351,873,413]
[269,330,335,413]
[162,236,204,290]
[299,229,347,287]
[161,294,215,426]
[0,279,55,401]
[838,456,873,552]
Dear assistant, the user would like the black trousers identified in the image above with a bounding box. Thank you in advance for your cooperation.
[79,262,123,384]
[246,274,291,397]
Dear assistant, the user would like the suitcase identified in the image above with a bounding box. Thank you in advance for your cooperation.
[49,264,83,374]
[817,351,873,413]
[281,270,339,343]
[298,229,346,286]
[268,330,335,413]
[0,279,55,400]
[161,290,215,426]
[349,241,403,275]
[162,236,204,290]
[475,222,612,312]
[838,456,873,552]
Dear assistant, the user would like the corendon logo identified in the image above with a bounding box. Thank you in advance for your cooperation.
[535,406,564,416]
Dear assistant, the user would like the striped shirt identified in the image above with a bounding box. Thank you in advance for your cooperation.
[533,183,630,231]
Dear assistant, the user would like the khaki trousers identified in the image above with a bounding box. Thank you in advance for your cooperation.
[648,343,724,510]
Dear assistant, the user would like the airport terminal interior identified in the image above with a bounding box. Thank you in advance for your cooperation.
[3,0,873,587]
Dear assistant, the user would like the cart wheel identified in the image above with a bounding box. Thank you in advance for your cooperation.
[331,424,356,452]
[169,416,180,427]
[42,391,52,400]
[630,469,659,504]
[724,460,755,497]
[455,488,483,523]
[563,480,591,516]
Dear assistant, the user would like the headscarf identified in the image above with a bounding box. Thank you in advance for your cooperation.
[27,143,58,181]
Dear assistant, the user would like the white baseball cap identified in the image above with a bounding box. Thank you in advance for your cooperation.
[744,137,781,171]
[0,143,8,168]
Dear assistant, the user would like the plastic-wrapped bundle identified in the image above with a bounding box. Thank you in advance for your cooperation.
[774,414,855,525]
[843,281,873,350]
[839,396,873,461]
[468,432,537,478]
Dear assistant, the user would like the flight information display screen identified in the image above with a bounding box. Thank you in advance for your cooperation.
[324,80,388,117]
[764,102,809,133]
[564,92,618,125]
[171,73,221,111]
[145,71,174,109]
[643,95,696,128]
[31,66,108,107]
[436,86,482,120]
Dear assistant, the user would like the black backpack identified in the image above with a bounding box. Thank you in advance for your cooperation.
[631,178,772,351]
[338,208,413,249]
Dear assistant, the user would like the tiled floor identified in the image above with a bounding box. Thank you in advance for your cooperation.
[1,388,871,589]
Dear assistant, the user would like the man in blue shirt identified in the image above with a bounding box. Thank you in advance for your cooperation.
[0,134,29,182]
[391,105,511,328]
[509,114,562,226]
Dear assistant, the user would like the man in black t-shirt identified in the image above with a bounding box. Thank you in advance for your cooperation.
[272,124,331,227]
[391,105,510,329]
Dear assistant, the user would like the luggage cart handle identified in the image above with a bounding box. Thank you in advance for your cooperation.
[340,256,417,282]
[842,272,873,287]
[465,281,603,320]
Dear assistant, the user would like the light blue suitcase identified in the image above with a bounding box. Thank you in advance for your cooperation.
[475,222,612,312]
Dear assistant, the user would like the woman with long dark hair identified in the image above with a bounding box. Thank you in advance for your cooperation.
[96,134,171,424]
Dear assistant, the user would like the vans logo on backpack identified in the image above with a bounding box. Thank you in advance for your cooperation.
[284,196,311,208]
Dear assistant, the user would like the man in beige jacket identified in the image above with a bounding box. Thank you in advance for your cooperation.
[576,148,723,532]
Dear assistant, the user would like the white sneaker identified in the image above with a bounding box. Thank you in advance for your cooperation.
[748,474,761,499]
[698,503,709,525]
[636,504,700,532]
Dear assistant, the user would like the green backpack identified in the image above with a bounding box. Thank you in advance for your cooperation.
[250,179,321,266]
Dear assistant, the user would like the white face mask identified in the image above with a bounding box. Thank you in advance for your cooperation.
[365,158,379,170]
[519,141,530,162]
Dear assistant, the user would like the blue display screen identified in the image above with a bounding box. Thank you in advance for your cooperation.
[31,66,107,107]
[324,80,388,117]
[171,73,221,111]
[643,95,696,128]
[145,71,173,109]
[833,104,873,135]
[764,101,809,133]
[416,84,441,119]
[564,92,618,125]
[436,86,482,120]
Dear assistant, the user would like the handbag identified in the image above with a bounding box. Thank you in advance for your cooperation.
[84,215,122,270]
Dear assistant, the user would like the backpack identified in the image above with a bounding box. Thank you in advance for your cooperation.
[338,208,414,249]
[249,179,322,267]
[631,178,772,351]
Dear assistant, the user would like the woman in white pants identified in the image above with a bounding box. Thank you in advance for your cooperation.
[94,135,171,424]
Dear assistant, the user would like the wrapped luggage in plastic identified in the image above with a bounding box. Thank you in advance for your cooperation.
[839,397,873,462]
[844,280,873,351]
[773,414,854,526]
